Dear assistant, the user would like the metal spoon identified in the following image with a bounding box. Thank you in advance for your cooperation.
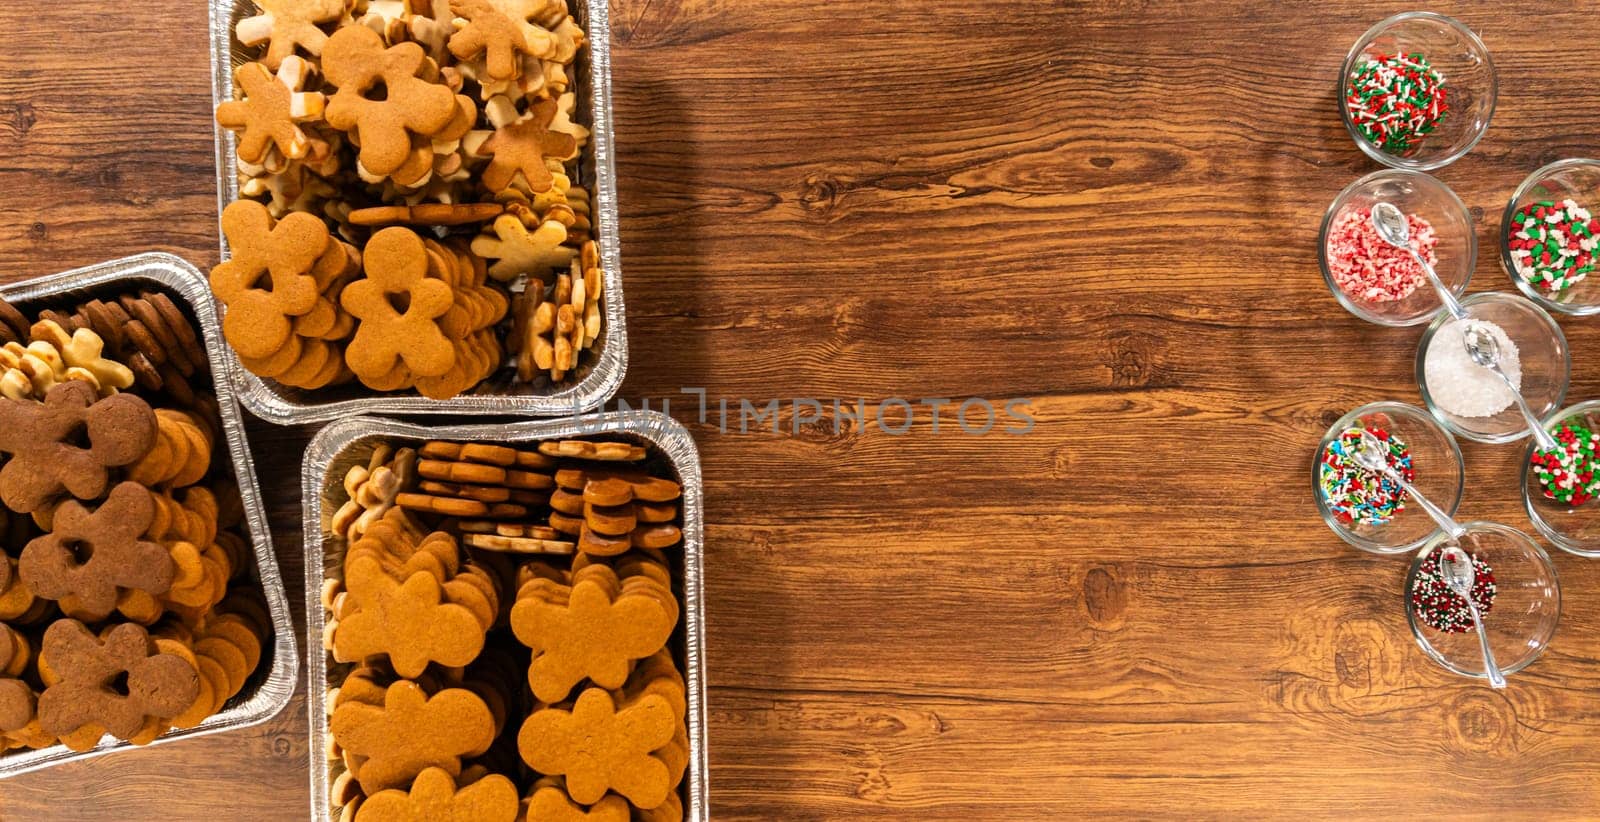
[1438,545,1508,689]
[1370,201,1466,320]
[1351,430,1466,540]
[1462,322,1559,451]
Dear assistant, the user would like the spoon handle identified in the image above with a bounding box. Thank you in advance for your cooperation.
[1390,472,1466,541]
[1492,369,1559,452]
[1412,249,1467,320]
[1464,597,1508,689]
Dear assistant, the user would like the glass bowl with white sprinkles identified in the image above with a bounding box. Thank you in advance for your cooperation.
[1313,401,1464,555]
[1522,400,1600,558]
[1501,159,1600,315]
[1339,12,1496,171]
[1407,523,1559,682]
[1416,292,1569,444]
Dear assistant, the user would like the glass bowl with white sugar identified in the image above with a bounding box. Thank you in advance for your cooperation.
[1416,292,1570,443]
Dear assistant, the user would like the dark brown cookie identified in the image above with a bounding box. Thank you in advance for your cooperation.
[36,619,198,741]
[121,296,192,377]
[0,298,29,342]
[19,483,174,620]
[0,383,157,513]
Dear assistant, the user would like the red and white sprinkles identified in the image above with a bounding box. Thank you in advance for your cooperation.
[1326,206,1438,303]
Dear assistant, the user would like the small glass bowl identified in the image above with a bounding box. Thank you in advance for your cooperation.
[1313,401,1464,555]
[1406,523,1559,681]
[1501,159,1600,315]
[1416,292,1569,443]
[1318,169,1476,326]
[1521,399,1600,557]
[1339,12,1496,170]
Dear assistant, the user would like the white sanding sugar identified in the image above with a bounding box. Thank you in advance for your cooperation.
[1424,319,1522,418]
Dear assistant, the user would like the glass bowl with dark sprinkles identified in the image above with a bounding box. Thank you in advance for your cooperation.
[1406,522,1560,681]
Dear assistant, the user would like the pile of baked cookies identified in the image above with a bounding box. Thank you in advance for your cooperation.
[213,0,602,399]
[323,437,688,821]
[0,294,268,753]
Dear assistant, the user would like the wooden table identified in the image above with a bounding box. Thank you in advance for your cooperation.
[3,0,1600,818]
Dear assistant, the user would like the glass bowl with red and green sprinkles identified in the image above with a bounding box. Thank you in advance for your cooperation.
[1406,525,1559,681]
[1523,400,1600,557]
[1502,159,1600,315]
[1338,12,1496,171]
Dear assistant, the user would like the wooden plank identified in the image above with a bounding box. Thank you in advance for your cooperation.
[2,0,1600,818]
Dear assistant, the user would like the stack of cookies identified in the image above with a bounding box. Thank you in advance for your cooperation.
[0,293,269,754]
[214,0,605,400]
[323,436,688,821]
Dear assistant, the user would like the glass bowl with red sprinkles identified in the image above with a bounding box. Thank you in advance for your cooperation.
[1406,524,1559,682]
[1319,169,1476,326]
[1339,12,1496,171]
[1523,400,1600,558]
[1313,401,1463,555]
[1501,159,1600,316]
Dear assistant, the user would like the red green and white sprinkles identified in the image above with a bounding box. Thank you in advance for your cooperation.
[1320,426,1412,526]
[1531,422,1600,506]
[1345,53,1449,155]
[1508,199,1599,293]
[1411,550,1496,634]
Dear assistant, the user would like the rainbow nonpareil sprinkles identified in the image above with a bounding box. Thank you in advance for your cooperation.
[1320,426,1412,526]
[1411,550,1496,634]
[1531,422,1600,506]
[1346,53,1449,155]
[1508,199,1600,293]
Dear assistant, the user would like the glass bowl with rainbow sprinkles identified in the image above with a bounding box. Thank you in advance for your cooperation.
[1314,401,1464,555]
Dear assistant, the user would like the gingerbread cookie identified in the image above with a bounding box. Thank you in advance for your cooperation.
[522,778,629,822]
[216,57,326,164]
[0,381,156,513]
[333,555,486,678]
[37,620,199,745]
[341,227,458,386]
[356,766,519,822]
[517,688,677,808]
[236,0,346,69]
[329,680,495,794]
[478,98,578,193]
[510,563,677,703]
[323,25,459,178]
[20,483,173,620]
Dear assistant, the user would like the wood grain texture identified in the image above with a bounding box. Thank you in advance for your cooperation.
[3,0,1600,818]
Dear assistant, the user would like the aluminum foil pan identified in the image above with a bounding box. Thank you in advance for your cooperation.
[0,252,297,778]
[302,411,706,820]
[209,0,629,424]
